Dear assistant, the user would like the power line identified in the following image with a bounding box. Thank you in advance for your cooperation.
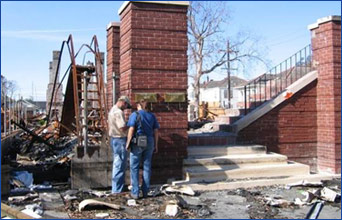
[268,33,308,47]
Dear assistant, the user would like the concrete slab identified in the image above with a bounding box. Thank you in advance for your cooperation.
[180,174,341,191]
[183,191,250,219]
[43,210,70,219]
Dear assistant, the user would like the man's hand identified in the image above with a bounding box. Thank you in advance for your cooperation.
[154,147,158,154]
[126,127,135,152]
[126,144,130,151]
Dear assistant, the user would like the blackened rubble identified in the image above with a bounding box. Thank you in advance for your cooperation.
[2,178,341,219]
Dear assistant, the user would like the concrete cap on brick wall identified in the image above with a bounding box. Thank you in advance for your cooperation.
[118,1,190,15]
[107,22,121,30]
[308,15,341,30]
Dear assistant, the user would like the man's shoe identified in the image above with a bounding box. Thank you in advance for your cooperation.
[131,194,139,200]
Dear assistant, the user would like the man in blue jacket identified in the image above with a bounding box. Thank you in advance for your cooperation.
[125,99,160,199]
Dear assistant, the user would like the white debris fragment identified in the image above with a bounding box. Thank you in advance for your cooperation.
[285,180,323,189]
[21,208,42,219]
[90,191,109,198]
[22,203,44,218]
[64,194,78,201]
[294,198,308,206]
[79,199,121,212]
[165,203,179,217]
[264,196,293,207]
[95,213,109,218]
[127,199,137,206]
[162,184,196,196]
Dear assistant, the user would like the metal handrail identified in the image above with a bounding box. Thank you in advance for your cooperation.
[244,44,314,115]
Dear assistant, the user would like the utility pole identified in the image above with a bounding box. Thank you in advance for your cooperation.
[112,72,120,104]
[227,40,231,109]
[4,86,7,136]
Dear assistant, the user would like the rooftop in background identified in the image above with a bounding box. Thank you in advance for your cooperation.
[201,76,248,89]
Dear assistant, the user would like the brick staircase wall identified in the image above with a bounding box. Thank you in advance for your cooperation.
[237,80,318,171]
[237,16,341,174]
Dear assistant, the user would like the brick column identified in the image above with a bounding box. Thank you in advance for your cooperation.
[106,22,121,110]
[309,16,341,173]
[119,1,189,183]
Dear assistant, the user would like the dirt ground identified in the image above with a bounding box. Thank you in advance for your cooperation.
[3,178,341,219]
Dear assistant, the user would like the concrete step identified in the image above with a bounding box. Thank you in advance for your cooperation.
[184,161,310,184]
[172,174,341,191]
[188,132,237,146]
[187,145,267,157]
[184,152,287,167]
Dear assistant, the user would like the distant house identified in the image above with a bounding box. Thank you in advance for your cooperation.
[199,76,248,109]
[17,100,46,119]
[32,101,47,114]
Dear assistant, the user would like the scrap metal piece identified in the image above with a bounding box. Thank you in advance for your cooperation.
[305,201,324,219]
[302,191,317,203]
[78,199,121,211]
[161,184,196,196]
[320,187,341,202]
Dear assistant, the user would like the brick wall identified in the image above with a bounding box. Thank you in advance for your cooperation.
[237,81,318,171]
[106,22,120,110]
[310,17,341,173]
[119,2,189,183]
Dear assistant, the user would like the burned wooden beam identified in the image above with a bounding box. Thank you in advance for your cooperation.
[11,120,54,148]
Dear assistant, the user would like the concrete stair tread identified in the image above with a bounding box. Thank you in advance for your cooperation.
[187,145,267,156]
[185,152,288,166]
[186,152,287,160]
[185,161,309,173]
[188,131,236,137]
[188,144,266,149]
[172,174,341,191]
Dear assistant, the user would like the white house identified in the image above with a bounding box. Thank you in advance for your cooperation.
[199,76,248,109]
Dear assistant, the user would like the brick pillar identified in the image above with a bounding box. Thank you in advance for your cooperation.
[119,1,189,183]
[106,22,121,110]
[309,16,341,173]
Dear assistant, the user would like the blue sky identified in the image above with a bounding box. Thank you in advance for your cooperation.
[1,1,341,101]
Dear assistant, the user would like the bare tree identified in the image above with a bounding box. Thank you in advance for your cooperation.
[188,2,265,118]
[7,80,17,99]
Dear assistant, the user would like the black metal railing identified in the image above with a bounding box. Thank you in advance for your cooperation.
[243,44,314,115]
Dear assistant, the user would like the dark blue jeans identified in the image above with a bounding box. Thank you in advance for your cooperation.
[129,136,154,197]
[110,137,128,193]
